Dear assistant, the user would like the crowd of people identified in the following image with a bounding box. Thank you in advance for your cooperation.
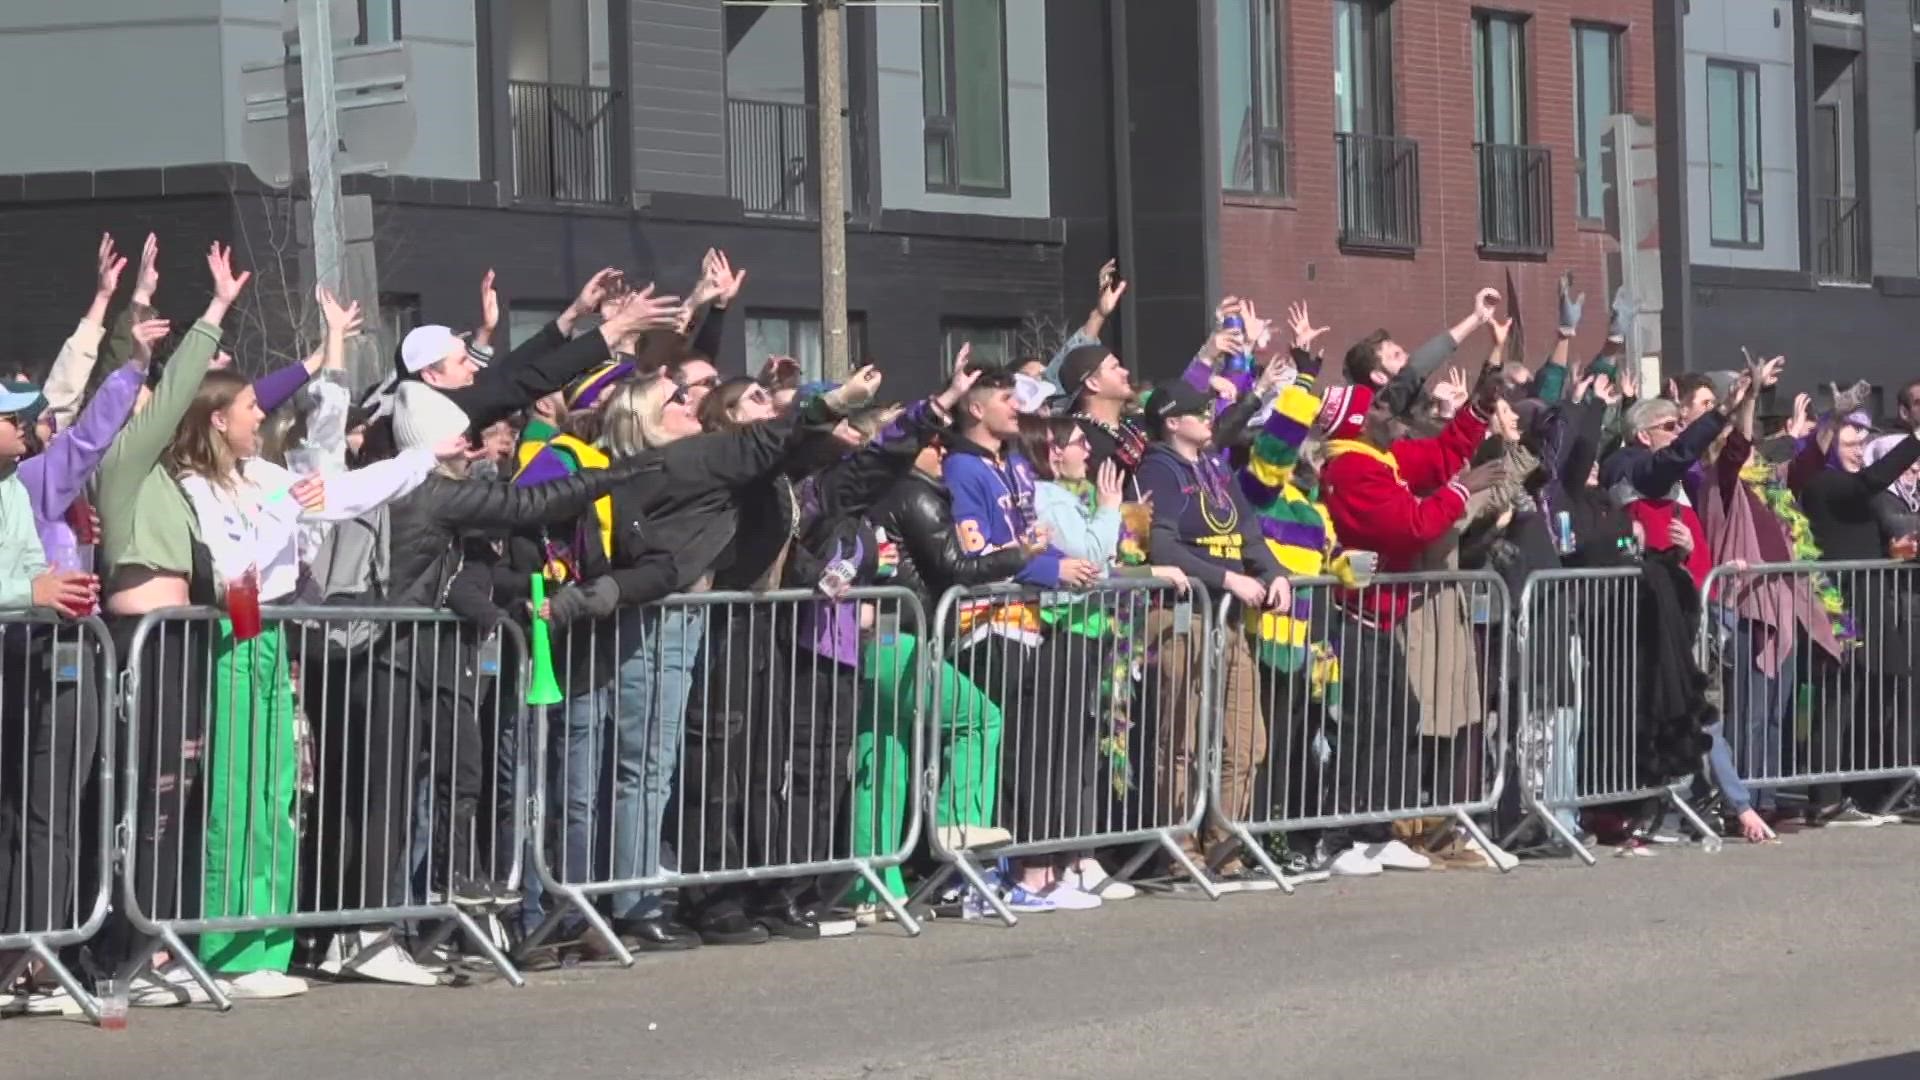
[3,234,1919,1019]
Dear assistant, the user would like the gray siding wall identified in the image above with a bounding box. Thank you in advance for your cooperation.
[629,0,727,196]
[1684,0,1800,271]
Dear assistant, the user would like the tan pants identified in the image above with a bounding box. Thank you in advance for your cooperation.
[1152,608,1266,865]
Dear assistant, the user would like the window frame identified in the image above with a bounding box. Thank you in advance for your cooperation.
[1571,22,1624,222]
[1333,0,1395,135]
[1471,9,1531,147]
[746,309,869,383]
[922,0,1012,197]
[1705,58,1765,249]
[1218,0,1290,197]
[355,0,401,46]
[939,318,1023,376]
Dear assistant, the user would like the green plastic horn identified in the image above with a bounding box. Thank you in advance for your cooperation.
[526,574,564,706]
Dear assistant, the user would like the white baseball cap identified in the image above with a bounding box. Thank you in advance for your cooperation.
[400,324,471,375]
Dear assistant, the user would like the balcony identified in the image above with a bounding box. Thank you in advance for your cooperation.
[1334,132,1421,253]
[726,97,870,221]
[508,80,623,206]
[1809,0,1862,16]
[1475,143,1555,256]
[1812,194,1867,284]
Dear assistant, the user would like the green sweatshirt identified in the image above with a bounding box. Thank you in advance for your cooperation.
[0,474,48,608]
[98,319,220,578]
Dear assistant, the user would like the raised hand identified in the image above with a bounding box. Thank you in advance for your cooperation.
[1240,299,1274,349]
[317,285,363,338]
[1558,270,1584,332]
[829,364,884,410]
[1096,459,1123,510]
[936,347,982,412]
[129,318,171,366]
[95,233,127,298]
[1256,354,1298,396]
[1474,287,1501,324]
[132,233,160,307]
[1788,392,1816,440]
[1287,300,1329,352]
[479,269,500,335]
[1096,258,1127,318]
[203,241,250,323]
[567,267,624,323]
[598,284,685,344]
[708,249,747,307]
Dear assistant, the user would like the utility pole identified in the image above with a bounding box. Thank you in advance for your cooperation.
[295,0,345,294]
[288,0,384,390]
[815,0,850,379]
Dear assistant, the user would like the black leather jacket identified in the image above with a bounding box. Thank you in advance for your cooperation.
[868,470,1028,609]
[387,454,661,607]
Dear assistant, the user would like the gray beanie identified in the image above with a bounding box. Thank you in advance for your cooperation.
[392,382,470,453]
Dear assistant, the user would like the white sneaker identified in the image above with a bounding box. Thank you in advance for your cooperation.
[1463,835,1520,871]
[1281,868,1333,886]
[1325,844,1384,877]
[816,917,859,938]
[1040,882,1104,911]
[129,961,214,1007]
[935,824,1014,850]
[333,931,441,988]
[1364,839,1433,871]
[1066,859,1137,900]
[223,970,310,1000]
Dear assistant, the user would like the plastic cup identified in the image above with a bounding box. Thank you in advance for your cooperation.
[284,447,323,476]
[227,569,263,641]
[1345,550,1379,588]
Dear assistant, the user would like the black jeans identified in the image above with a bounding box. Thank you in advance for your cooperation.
[677,611,775,923]
[0,633,103,936]
[1321,612,1421,851]
[956,632,1102,848]
[96,616,209,971]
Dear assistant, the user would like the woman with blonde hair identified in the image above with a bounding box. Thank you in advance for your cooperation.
[162,347,452,998]
[563,367,876,950]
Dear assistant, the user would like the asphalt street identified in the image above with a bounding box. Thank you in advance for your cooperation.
[10,827,1920,1080]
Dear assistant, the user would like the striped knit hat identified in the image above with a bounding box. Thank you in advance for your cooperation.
[566,360,634,411]
[1315,383,1373,440]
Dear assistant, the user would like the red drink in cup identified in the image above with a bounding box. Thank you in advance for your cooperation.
[227,566,263,642]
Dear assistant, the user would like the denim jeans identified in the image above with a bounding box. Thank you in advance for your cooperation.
[608,606,706,919]
[515,687,606,936]
[1719,611,1787,812]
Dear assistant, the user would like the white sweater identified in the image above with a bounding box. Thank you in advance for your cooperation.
[179,448,436,602]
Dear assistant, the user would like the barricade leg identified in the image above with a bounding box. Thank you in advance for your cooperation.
[1663,788,1725,853]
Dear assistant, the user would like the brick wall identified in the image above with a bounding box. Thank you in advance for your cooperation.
[1220,0,1656,381]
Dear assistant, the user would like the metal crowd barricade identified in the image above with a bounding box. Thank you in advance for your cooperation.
[1220,571,1513,888]
[119,606,530,1009]
[910,579,1210,926]
[1511,568,1722,866]
[0,612,115,1023]
[1700,559,1920,815]
[519,587,928,966]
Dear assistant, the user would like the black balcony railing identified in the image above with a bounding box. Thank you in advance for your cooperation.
[1334,131,1421,252]
[508,80,623,206]
[1809,0,1862,15]
[1476,143,1555,256]
[726,97,870,221]
[1813,194,1867,283]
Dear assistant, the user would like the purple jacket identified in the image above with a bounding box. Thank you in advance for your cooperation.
[20,363,143,561]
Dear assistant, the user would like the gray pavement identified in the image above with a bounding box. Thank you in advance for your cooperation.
[10,827,1920,1080]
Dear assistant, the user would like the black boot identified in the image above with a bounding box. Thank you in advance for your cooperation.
[432,796,496,908]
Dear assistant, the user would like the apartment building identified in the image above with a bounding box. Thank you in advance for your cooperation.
[0,0,1072,393]
[1669,0,1920,400]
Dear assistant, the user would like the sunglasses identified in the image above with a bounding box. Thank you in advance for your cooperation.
[741,385,770,408]
[668,382,692,407]
[1648,419,1679,433]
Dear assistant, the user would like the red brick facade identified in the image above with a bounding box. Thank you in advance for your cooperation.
[1219,0,1656,379]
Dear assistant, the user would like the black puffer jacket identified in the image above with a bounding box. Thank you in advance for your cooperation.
[868,470,1029,610]
[387,454,661,607]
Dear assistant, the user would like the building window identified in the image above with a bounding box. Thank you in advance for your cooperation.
[507,303,565,349]
[747,311,868,382]
[1333,0,1392,135]
[1473,12,1529,145]
[1706,59,1764,247]
[922,0,1010,195]
[1218,0,1288,196]
[1572,24,1624,220]
[939,319,1022,374]
[357,0,400,45]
